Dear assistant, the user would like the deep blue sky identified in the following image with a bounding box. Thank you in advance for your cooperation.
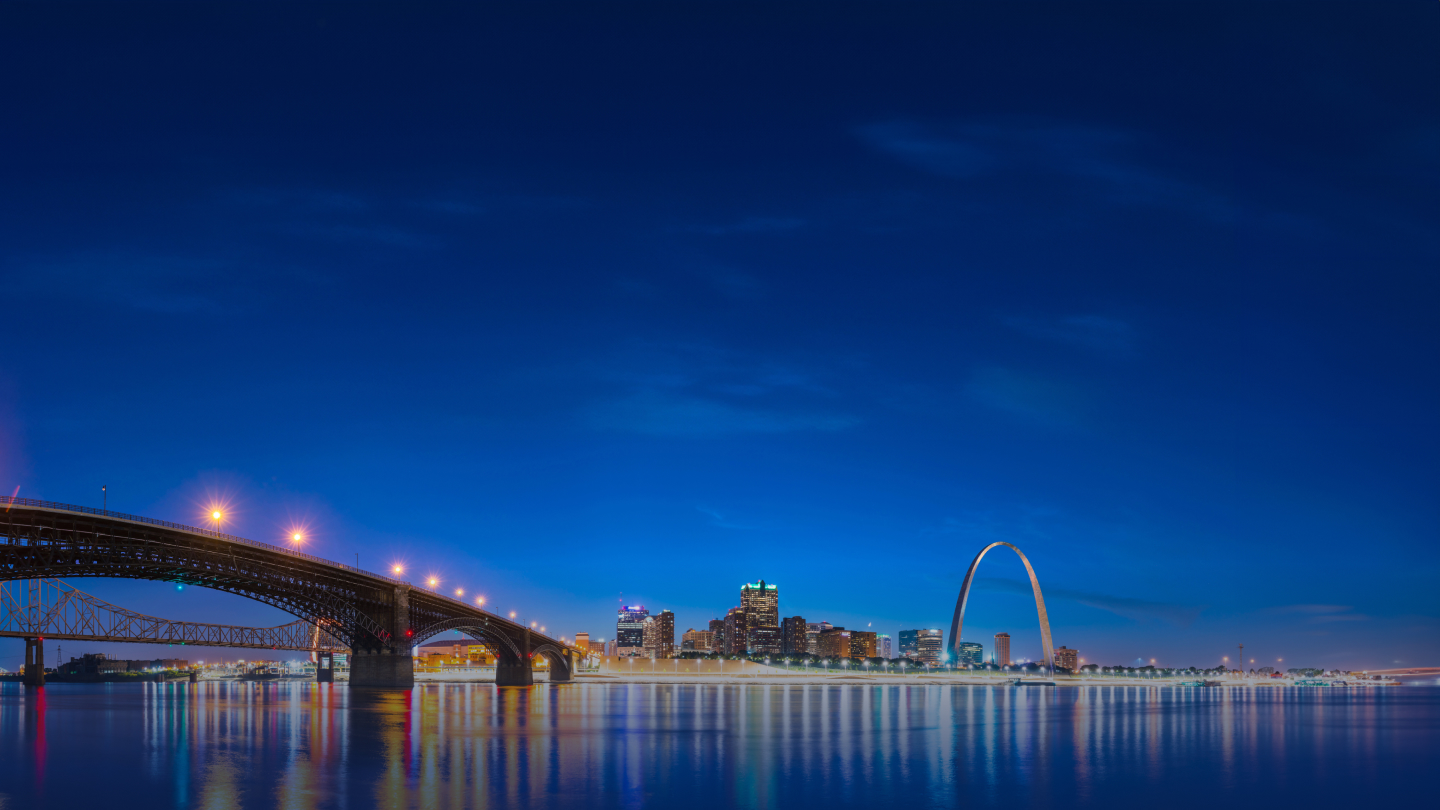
[2,2,1436,671]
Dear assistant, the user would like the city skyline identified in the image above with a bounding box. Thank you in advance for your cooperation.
[2,2,1435,673]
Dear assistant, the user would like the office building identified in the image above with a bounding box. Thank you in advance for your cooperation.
[574,632,590,654]
[899,629,943,665]
[994,633,1011,666]
[655,610,675,657]
[723,607,748,655]
[643,617,659,658]
[616,605,649,656]
[876,633,892,659]
[740,580,779,628]
[1055,646,1078,672]
[781,616,807,655]
[708,618,726,651]
[805,622,833,656]
[740,580,780,653]
[957,641,984,666]
[748,625,783,655]
[816,627,851,658]
[849,630,877,660]
[682,628,716,653]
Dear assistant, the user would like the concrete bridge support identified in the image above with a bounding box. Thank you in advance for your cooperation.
[22,637,44,687]
[316,651,334,683]
[351,585,414,689]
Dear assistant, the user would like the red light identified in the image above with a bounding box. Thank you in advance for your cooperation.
[405,629,413,637]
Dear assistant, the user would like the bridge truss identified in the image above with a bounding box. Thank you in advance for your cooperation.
[0,578,348,652]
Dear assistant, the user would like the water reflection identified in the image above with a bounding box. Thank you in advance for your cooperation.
[0,682,1432,808]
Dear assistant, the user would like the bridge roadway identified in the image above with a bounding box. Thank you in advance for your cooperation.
[0,497,580,688]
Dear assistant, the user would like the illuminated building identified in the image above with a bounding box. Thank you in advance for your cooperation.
[654,610,675,657]
[1055,646,1078,672]
[781,616,807,655]
[616,605,648,656]
[748,625,783,655]
[723,607,747,654]
[806,622,832,655]
[849,630,877,660]
[994,633,1011,666]
[682,628,716,652]
[816,627,850,658]
[708,618,725,649]
[956,641,983,666]
[899,629,943,665]
[876,633,892,659]
[574,632,590,654]
[741,580,780,653]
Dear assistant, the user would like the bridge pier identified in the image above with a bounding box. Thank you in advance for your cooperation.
[316,651,334,683]
[495,657,534,687]
[22,637,44,687]
[350,651,413,689]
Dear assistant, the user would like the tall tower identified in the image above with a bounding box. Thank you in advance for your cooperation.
[994,632,1011,666]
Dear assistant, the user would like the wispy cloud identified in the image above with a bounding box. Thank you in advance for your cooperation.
[588,390,858,436]
[583,343,859,436]
[966,366,1091,428]
[1263,604,1371,623]
[974,576,1207,628]
[693,216,805,235]
[855,118,1236,222]
[1003,314,1136,358]
[696,506,764,531]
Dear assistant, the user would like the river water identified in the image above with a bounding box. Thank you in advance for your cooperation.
[0,682,1432,808]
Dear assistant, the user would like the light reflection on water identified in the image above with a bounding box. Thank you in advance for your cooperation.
[0,682,1431,808]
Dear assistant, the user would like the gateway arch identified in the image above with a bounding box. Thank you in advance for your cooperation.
[949,542,1055,672]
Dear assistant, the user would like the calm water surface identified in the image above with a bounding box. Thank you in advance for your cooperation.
[0,682,1432,808]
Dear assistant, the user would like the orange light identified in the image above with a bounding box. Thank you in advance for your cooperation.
[291,532,303,543]
[455,588,464,597]
[509,612,516,619]
[428,577,438,587]
[393,565,404,575]
[212,510,222,521]
[475,596,485,606]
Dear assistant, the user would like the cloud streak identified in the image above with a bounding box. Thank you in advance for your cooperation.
[973,576,1207,628]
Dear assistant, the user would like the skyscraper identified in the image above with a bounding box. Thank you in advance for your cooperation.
[708,618,726,652]
[741,580,779,653]
[780,616,807,655]
[876,633,892,659]
[617,605,649,656]
[899,629,943,665]
[740,580,779,627]
[654,610,675,658]
[956,641,983,666]
[994,633,1011,666]
[723,607,747,655]
[642,616,660,658]
[1055,646,1078,672]
[805,622,832,656]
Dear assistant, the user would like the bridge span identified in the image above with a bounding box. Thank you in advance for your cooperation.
[0,497,581,688]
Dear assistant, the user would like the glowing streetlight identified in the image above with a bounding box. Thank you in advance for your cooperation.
[475,596,485,606]
[211,510,222,521]
[455,588,464,597]
[427,577,438,588]
[290,531,304,544]
[393,564,404,575]
[510,612,516,619]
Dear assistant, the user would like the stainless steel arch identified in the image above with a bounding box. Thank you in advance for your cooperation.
[948,542,1055,672]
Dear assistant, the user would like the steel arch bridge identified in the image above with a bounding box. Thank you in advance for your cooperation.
[0,497,580,687]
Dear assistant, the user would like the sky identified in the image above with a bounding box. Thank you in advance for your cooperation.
[1,2,1436,673]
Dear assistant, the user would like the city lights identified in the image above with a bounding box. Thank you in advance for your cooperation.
[392,564,404,575]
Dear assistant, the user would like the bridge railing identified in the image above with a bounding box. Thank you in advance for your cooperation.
[1,496,407,588]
